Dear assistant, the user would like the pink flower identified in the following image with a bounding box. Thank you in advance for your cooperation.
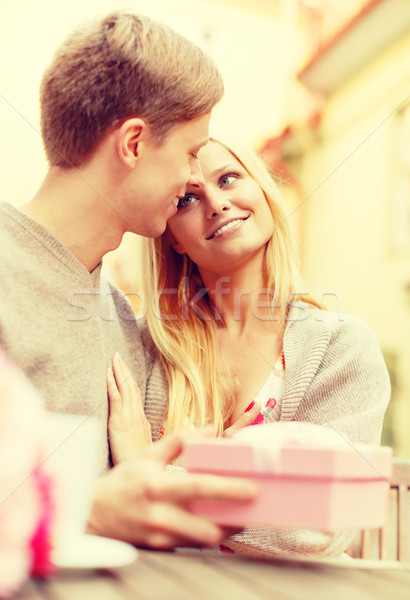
[0,348,56,597]
[29,470,56,578]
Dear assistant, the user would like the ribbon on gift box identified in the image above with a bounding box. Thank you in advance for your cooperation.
[232,421,351,475]
[231,422,391,480]
[234,421,351,448]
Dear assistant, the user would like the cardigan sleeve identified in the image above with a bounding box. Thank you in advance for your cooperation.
[226,311,391,558]
[137,318,169,442]
[292,313,391,444]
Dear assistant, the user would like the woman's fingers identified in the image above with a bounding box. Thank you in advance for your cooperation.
[106,367,122,407]
[110,353,145,413]
[107,354,153,463]
[112,352,137,396]
[224,402,261,437]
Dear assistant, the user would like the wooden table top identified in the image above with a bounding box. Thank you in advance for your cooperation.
[17,549,410,600]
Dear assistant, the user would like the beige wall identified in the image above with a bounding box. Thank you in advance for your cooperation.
[0,0,311,208]
[292,32,410,456]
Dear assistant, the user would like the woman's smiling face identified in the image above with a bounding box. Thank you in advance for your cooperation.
[167,140,274,275]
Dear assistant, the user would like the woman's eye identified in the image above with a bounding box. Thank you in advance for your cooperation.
[219,174,238,188]
[177,194,198,209]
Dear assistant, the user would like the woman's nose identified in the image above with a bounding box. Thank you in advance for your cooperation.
[206,193,231,218]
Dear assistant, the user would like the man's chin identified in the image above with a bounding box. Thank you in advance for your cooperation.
[144,223,167,239]
[131,218,167,239]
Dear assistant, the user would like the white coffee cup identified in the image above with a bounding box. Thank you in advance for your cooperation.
[43,412,103,544]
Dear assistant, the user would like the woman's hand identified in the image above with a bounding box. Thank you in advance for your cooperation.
[107,352,152,465]
[223,402,261,438]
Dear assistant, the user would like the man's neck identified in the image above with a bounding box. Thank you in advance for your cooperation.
[22,167,125,272]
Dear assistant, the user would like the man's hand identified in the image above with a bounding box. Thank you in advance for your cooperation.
[87,434,258,549]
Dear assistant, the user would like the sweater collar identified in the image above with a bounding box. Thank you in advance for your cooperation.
[0,202,103,285]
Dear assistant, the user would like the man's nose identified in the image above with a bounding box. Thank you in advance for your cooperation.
[188,157,205,187]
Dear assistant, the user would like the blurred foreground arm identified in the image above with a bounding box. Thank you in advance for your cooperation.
[87,434,258,549]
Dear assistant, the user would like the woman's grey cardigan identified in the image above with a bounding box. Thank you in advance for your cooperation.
[143,302,391,557]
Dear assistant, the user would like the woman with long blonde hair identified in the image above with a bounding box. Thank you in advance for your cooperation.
[107,132,390,557]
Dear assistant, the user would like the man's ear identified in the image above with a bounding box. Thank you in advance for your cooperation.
[166,229,186,255]
[115,118,148,168]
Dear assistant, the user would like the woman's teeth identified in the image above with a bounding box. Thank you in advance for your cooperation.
[212,219,243,238]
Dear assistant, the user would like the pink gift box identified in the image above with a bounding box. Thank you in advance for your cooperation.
[182,422,392,531]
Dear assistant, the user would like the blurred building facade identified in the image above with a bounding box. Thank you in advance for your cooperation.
[271,0,410,455]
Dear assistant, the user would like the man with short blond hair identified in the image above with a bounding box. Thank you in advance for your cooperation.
[0,11,256,550]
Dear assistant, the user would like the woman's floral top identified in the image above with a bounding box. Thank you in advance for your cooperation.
[242,350,285,425]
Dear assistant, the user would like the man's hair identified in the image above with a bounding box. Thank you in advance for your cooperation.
[40,11,224,168]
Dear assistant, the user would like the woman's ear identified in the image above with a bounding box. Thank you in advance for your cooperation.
[115,118,147,168]
[166,229,186,255]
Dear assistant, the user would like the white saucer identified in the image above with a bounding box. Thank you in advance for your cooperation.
[52,534,138,570]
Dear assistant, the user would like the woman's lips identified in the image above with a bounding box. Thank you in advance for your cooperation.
[206,216,249,240]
